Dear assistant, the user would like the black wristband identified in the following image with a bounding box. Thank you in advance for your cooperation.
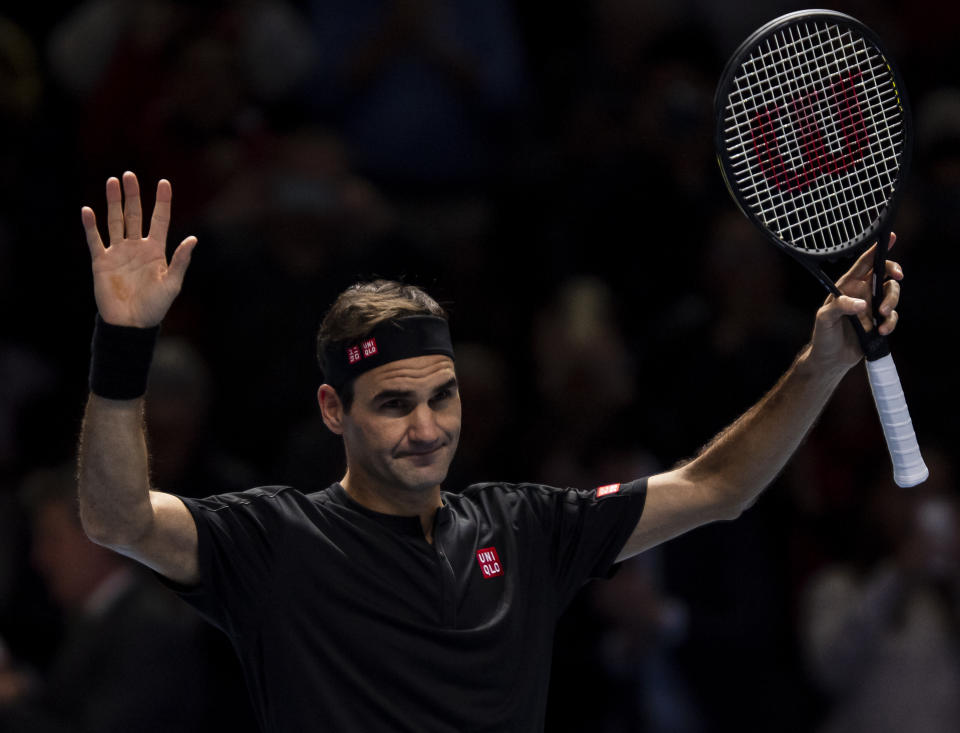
[89,314,160,400]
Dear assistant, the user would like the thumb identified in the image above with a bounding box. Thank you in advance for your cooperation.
[168,236,197,285]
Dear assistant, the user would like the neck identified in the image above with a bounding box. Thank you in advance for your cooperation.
[340,471,442,542]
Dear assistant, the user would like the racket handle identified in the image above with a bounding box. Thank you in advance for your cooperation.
[864,353,928,487]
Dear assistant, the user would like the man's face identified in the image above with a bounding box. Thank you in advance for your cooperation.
[336,355,461,498]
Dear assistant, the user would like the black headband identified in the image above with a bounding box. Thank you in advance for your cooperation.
[320,315,454,389]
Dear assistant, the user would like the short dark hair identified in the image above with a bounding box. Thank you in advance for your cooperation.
[317,280,448,410]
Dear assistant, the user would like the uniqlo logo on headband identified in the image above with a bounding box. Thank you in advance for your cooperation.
[596,483,621,498]
[347,339,378,364]
[476,547,503,579]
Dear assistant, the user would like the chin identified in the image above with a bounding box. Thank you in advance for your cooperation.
[396,464,451,494]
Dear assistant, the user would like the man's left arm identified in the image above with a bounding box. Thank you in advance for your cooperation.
[618,238,904,561]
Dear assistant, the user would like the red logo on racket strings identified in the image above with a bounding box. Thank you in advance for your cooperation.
[597,483,621,498]
[476,547,504,579]
[750,70,869,193]
[346,338,378,364]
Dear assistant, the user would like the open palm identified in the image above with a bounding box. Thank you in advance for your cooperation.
[83,172,196,328]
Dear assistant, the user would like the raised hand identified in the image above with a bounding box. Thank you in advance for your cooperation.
[82,172,197,327]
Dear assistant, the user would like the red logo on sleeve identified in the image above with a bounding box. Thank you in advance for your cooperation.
[596,483,621,498]
[476,547,504,579]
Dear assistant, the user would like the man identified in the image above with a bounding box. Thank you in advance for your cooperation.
[0,465,208,733]
[77,172,904,732]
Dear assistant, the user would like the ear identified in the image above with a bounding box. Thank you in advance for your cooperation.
[318,384,345,435]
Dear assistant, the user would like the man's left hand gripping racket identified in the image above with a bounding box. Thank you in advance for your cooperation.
[714,9,928,487]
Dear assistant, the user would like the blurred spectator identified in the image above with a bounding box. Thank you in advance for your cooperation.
[550,549,705,733]
[444,341,519,489]
[0,464,210,733]
[0,340,58,477]
[0,15,42,194]
[47,0,315,103]
[48,0,317,222]
[527,276,636,488]
[145,336,257,497]
[800,449,960,733]
[641,210,809,458]
[303,0,528,192]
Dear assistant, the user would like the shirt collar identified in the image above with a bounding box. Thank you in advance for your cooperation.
[328,483,449,538]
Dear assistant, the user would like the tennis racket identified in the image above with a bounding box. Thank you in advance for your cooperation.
[715,9,928,487]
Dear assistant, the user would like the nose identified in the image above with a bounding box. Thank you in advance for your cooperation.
[406,403,442,446]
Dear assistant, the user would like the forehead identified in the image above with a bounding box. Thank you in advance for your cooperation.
[353,355,457,396]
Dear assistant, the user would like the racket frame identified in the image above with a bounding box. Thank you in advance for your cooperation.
[714,9,913,360]
[714,9,927,487]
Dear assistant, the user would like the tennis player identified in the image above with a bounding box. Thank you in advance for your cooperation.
[77,172,904,732]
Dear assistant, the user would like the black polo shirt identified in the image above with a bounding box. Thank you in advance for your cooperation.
[166,479,647,732]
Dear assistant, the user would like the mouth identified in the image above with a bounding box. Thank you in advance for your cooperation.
[396,444,446,463]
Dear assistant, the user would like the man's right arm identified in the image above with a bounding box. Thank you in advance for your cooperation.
[78,171,199,586]
[78,394,199,586]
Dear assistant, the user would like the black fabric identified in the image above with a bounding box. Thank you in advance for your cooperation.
[319,315,454,389]
[162,479,647,733]
[88,314,160,400]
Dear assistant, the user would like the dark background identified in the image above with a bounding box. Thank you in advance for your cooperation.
[0,1,957,731]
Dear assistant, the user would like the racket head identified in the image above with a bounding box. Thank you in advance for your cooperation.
[715,9,913,264]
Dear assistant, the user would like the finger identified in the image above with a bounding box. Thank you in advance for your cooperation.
[885,259,904,281]
[122,171,143,240]
[830,294,868,317]
[839,232,899,287]
[81,206,105,257]
[878,277,901,318]
[148,179,172,243]
[167,236,197,286]
[820,294,868,324]
[105,177,123,244]
[878,308,899,336]
[841,244,880,285]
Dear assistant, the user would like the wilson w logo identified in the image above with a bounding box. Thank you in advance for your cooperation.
[749,70,869,192]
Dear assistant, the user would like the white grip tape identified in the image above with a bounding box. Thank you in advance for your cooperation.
[865,354,929,487]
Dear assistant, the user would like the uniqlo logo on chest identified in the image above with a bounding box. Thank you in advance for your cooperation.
[361,338,378,358]
[346,345,362,364]
[476,547,503,579]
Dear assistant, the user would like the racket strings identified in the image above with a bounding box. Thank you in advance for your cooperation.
[774,26,896,248]
[732,25,897,249]
[747,28,888,240]
[721,20,905,254]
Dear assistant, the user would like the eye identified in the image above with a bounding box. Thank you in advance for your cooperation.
[379,399,412,414]
[429,387,456,407]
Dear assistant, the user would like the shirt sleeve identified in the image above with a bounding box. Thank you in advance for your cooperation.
[526,478,648,610]
[157,486,293,641]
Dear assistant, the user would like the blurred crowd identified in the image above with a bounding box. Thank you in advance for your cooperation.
[0,1,958,731]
